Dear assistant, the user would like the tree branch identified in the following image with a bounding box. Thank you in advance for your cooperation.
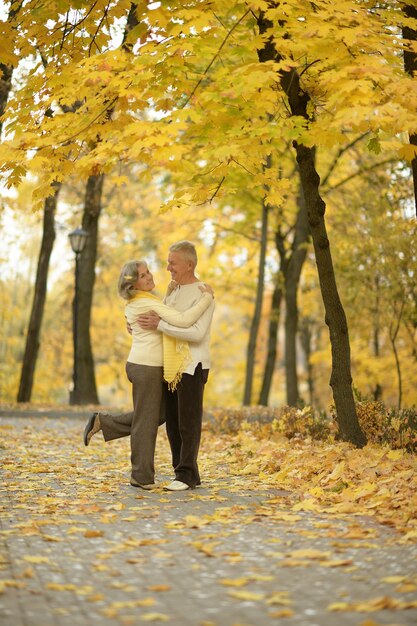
[181,9,251,108]
[324,158,398,193]
[320,133,369,188]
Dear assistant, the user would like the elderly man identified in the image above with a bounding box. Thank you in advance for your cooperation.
[138,240,215,491]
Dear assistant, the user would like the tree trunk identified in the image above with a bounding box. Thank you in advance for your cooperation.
[69,4,138,404]
[389,301,405,412]
[243,195,269,405]
[259,185,309,406]
[258,183,309,406]
[299,317,315,406]
[258,276,283,405]
[257,9,366,446]
[17,185,61,402]
[0,1,22,136]
[402,3,417,216]
[0,63,13,137]
[284,187,309,406]
[295,145,365,444]
[70,174,103,405]
[372,274,383,400]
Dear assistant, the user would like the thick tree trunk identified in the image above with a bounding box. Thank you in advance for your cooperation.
[69,5,137,404]
[70,174,103,405]
[284,188,309,406]
[257,9,366,446]
[402,3,417,216]
[17,185,61,402]
[243,196,269,405]
[295,143,365,444]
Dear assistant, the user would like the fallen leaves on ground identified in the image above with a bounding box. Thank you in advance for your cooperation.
[201,421,417,536]
[1,410,417,625]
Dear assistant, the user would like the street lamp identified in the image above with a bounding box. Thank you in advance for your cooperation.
[68,227,88,404]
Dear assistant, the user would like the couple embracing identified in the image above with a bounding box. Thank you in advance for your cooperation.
[83,240,215,492]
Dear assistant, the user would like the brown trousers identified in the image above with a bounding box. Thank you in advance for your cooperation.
[100,363,163,485]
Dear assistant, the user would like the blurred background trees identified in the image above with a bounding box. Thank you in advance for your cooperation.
[0,0,416,426]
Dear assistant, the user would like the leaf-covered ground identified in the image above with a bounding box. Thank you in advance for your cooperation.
[1,412,417,626]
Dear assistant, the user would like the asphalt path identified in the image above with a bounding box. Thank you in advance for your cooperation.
[1,414,417,626]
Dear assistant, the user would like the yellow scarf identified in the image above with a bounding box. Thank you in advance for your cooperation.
[130,291,191,390]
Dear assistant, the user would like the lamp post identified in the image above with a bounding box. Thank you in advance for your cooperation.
[68,227,88,405]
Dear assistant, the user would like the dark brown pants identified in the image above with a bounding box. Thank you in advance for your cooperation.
[165,363,209,488]
[100,363,163,485]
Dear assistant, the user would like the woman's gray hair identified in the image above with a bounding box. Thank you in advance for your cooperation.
[169,240,197,268]
[117,259,146,300]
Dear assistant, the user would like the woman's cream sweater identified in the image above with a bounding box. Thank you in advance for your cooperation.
[125,292,212,366]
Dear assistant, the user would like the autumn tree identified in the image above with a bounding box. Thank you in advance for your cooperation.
[0,0,60,403]
[402,1,417,214]
[1,1,416,439]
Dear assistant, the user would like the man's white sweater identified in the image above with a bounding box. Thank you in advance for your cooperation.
[159,282,215,375]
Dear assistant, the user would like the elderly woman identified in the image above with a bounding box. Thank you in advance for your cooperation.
[84,259,213,490]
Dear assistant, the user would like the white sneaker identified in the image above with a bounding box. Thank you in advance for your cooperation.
[165,480,190,491]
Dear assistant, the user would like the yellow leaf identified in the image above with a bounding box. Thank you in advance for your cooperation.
[269,609,294,618]
[87,594,105,602]
[146,585,171,592]
[387,449,404,460]
[47,583,77,592]
[292,499,320,512]
[398,143,417,161]
[396,583,417,592]
[327,601,350,611]
[84,530,104,538]
[320,559,353,568]
[140,614,170,622]
[328,460,346,481]
[22,568,34,578]
[381,576,406,584]
[228,590,265,601]
[93,564,111,572]
[288,549,331,560]
[219,578,249,587]
[266,591,292,606]
[0,580,26,593]
[183,514,210,528]
[189,541,219,557]
[105,599,155,610]
[401,530,417,542]
[42,534,62,542]
[23,555,51,564]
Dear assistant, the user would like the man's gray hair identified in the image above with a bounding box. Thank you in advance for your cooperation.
[117,259,146,300]
[169,240,197,268]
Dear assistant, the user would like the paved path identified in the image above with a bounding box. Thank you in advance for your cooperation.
[1,415,417,626]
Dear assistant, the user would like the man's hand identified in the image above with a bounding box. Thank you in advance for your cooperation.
[137,310,161,330]
[199,283,214,298]
[166,280,178,295]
